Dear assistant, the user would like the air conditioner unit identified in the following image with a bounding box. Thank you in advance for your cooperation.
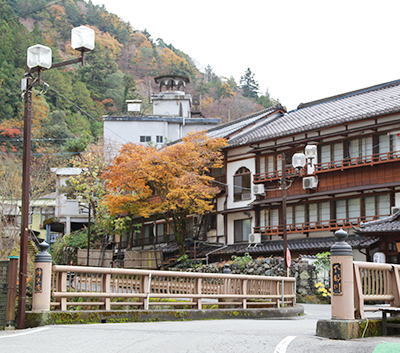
[253,184,265,195]
[391,206,400,214]
[249,233,261,244]
[303,176,318,190]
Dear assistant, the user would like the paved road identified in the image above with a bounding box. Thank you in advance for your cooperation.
[1,305,399,353]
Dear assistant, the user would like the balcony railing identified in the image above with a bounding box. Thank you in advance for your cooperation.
[254,214,388,236]
[253,150,400,183]
[253,166,304,183]
[314,150,400,174]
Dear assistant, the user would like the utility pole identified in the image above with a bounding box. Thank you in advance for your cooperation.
[17,74,33,329]
[281,153,288,273]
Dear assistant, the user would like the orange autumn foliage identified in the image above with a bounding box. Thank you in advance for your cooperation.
[103,131,227,254]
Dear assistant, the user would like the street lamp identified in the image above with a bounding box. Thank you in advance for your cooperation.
[280,146,318,273]
[17,26,95,329]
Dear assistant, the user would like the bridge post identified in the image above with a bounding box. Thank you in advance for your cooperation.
[32,242,52,312]
[330,229,354,320]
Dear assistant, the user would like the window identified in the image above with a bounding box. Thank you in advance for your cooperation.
[140,136,151,143]
[233,167,251,202]
[157,223,167,242]
[234,219,251,242]
[156,136,163,143]
[143,224,154,245]
[349,137,372,160]
[365,194,390,218]
[288,202,330,228]
[319,142,343,167]
[378,133,400,157]
[260,209,279,232]
[335,197,361,224]
[207,214,217,231]
[257,153,288,178]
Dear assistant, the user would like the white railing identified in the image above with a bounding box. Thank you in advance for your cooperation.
[52,265,296,311]
[353,261,400,319]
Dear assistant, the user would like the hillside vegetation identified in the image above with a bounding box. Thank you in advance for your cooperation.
[0,0,278,154]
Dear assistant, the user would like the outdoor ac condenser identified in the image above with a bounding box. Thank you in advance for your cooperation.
[248,233,261,244]
[253,184,265,195]
[303,176,318,190]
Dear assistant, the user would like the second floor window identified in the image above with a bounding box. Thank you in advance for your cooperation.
[349,136,373,159]
[156,136,163,143]
[320,142,343,165]
[140,136,151,143]
[234,167,251,202]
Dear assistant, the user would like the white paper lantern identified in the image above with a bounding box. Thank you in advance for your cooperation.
[27,44,52,69]
[71,26,95,52]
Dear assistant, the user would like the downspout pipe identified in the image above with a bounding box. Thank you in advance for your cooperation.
[206,244,228,265]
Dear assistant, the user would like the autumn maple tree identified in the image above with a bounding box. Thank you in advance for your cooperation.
[103,131,227,255]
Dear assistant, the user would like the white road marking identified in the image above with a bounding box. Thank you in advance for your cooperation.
[0,327,50,339]
[273,335,297,353]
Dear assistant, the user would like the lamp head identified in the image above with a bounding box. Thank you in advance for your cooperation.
[71,26,95,52]
[305,145,317,160]
[27,44,52,70]
[292,153,306,169]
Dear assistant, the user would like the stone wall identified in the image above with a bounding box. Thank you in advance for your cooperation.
[173,257,328,303]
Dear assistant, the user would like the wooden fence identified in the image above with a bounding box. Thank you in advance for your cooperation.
[354,261,400,319]
[51,265,296,311]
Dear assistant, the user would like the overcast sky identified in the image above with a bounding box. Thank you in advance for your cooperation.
[90,0,400,111]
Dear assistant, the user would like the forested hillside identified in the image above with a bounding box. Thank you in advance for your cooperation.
[0,0,278,154]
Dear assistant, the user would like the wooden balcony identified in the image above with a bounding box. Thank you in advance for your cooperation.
[253,150,400,184]
[253,167,303,183]
[254,214,388,237]
[314,151,400,174]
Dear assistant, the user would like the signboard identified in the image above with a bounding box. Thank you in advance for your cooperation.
[332,262,342,295]
[34,267,43,293]
[286,248,292,268]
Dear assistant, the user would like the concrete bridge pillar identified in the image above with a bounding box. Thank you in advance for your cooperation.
[330,228,354,320]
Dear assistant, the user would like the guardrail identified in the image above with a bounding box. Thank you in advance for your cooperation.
[52,265,296,311]
[353,261,400,319]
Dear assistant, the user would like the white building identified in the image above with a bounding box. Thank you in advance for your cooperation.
[103,75,220,156]
[50,168,89,235]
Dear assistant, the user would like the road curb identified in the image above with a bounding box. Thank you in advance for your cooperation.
[25,305,304,327]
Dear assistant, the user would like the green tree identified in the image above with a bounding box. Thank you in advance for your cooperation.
[258,89,278,108]
[240,68,259,99]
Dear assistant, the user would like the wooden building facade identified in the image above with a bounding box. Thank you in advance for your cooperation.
[214,79,400,262]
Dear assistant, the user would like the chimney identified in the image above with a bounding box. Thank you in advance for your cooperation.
[126,100,142,113]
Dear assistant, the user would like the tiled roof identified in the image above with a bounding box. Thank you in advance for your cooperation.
[353,211,400,234]
[207,104,285,140]
[229,79,400,147]
[208,236,379,256]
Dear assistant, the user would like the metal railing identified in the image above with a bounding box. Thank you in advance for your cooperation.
[353,261,400,319]
[51,265,295,311]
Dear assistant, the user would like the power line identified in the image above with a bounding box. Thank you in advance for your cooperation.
[4,0,65,24]
[44,83,103,124]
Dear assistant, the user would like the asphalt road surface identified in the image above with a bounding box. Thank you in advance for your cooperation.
[1,304,399,353]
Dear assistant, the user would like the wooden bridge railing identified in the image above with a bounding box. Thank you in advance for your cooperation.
[353,261,400,319]
[51,265,295,311]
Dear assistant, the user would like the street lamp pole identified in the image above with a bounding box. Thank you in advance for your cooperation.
[17,26,95,329]
[17,74,33,329]
[281,153,288,273]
